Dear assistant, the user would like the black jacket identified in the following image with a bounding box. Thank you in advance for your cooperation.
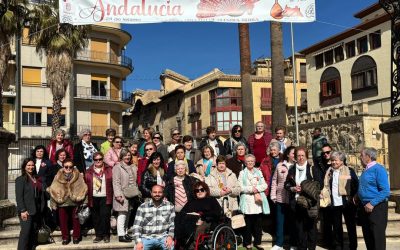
[224,137,248,156]
[164,175,196,204]
[140,170,167,198]
[166,160,196,182]
[15,175,45,215]
[73,141,99,173]
[314,157,331,189]
[199,138,226,156]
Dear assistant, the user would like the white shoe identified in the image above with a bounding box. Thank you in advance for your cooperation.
[289,247,297,250]
[271,245,283,250]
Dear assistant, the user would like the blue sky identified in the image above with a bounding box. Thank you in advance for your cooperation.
[122,0,377,91]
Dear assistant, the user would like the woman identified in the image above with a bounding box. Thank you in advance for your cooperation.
[270,146,296,250]
[259,142,282,196]
[176,182,222,248]
[74,128,98,173]
[137,142,156,186]
[206,155,240,217]
[182,135,202,163]
[138,127,153,157]
[128,140,140,166]
[193,145,216,181]
[166,145,196,181]
[100,128,116,155]
[16,158,46,250]
[238,154,269,250]
[31,145,52,181]
[104,136,124,167]
[47,129,74,164]
[322,151,358,250]
[45,148,70,188]
[84,152,113,243]
[140,152,167,198]
[224,125,248,157]
[48,159,87,245]
[113,148,140,243]
[167,128,181,162]
[226,142,247,178]
[164,160,195,213]
[285,147,319,250]
[152,132,169,162]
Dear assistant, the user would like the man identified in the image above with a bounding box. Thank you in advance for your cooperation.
[199,126,226,157]
[358,147,390,250]
[247,121,272,166]
[167,128,181,162]
[268,126,293,154]
[100,128,116,155]
[311,127,328,164]
[133,185,175,250]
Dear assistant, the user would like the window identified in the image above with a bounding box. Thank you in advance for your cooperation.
[334,46,344,62]
[260,88,272,109]
[351,56,378,100]
[345,41,356,58]
[22,107,41,126]
[324,50,334,66]
[261,115,272,131]
[46,108,66,126]
[22,27,36,45]
[315,53,324,69]
[300,89,307,108]
[209,88,242,132]
[22,67,42,86]
[357,36,368,54]
[300,63,307,82]
[320,67,342,106]
[209,88,241,110]
[191,120,202,137]
[91,74,107,98]
[211,111,242,132]
[369,30,381,50]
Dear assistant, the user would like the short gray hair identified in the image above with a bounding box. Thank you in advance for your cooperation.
[269,142,281,151]
[363,147,377,161]
[78,128,91,139]
[174,160,188,174]
[330,151,346,162]
[119,147,131,160]
[233,142,248,154]
[54,129,65,136]
[245,154,256,161]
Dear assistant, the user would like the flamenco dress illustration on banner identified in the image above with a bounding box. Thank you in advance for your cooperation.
[270,0,304,19]
[196,0,260,18]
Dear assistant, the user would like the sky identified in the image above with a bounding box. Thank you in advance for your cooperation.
[122,0,378,91]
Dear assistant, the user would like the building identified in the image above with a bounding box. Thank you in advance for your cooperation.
[294,2,390,166]
[124,56,307,143]
[3,22,133,138]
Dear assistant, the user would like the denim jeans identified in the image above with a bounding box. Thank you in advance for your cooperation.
[275,202,286,247]
[142,236,174,250]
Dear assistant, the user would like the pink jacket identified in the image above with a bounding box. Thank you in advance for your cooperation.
[104,148,121,167]
[270,161,291,204]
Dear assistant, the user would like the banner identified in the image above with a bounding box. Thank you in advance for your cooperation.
[59,0,316,25]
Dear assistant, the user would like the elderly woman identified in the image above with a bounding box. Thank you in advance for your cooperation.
[260,141,282,196]
[224,124,248,157]
[113,148,140,243]
[16,158,46,250]
[206,155,240,218]
[270,145,296,250]
[140,152,167,198]
[74,129,98,173]
[138,127,154,157]
[285,147,319,250]
[226,142,247,178]
[193,145,217,181]
[167,128,181,162]
[322,151,358,250]
[238,154,269,250]
[164,160,195,213]
[48,159,87,245]
[84,152,113,243]
[166,145,196,181]
[47,129,74,164]
[137,142,156,186]
[31,145,52,181]
[182,135,202,163]
[104,136,124,167]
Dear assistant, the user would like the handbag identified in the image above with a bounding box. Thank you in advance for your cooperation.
[254,192,263,205]
[123,184,140,198]
[231,214,246,229]
[320,187,331,208]
[77,205,91,225]
[37,220,53,245]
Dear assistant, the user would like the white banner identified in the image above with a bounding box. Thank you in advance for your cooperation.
[59,0,316,25]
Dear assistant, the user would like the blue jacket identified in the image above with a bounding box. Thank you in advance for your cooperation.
[358,163,390,206]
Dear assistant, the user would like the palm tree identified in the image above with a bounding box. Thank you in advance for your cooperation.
[0,0,28,128]
[238,23,254,137]
[29,0,89,136]
[270,21,286,130]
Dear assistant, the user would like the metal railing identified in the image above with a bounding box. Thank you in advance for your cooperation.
[75,86,132,104]
[188,105,201,115]
[260,97,272,109]
[76,49,133,71]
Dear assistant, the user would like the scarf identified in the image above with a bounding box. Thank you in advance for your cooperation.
[64,172,73,182]
[203,158,213,177]
[295,162,307,186]
[217,171,227,189]
[82,141,97,160]
[93,167,104,193]
[236,155,245,162]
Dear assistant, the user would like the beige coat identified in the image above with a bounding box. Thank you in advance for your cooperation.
[206,168,240,217]
[112,162,138,212]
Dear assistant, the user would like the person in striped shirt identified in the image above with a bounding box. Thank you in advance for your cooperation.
[132,185,175,250]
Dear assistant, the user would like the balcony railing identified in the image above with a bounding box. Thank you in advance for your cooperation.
[76,50,133,71]
[188,105,201,116]
[260,97,272,110]
[75,86,132,104]
[74,125,122,137]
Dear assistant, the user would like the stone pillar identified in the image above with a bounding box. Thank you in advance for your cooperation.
[380,116,400,213]
[0,128,16,223]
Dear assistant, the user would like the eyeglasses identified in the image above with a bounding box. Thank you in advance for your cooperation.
[323,151,331,155]
[64,165,74,169]
[153,137,161,139]
[83,134,90,136]
[195,188,205,193]
[114,141,122,144]
[234,130,242,133]
[94,158,103,161]
[173,133,180,136]
[145,148,153,151]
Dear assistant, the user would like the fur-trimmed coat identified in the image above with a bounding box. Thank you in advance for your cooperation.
[48,168,88,209]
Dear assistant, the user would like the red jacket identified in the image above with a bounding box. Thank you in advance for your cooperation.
[47,139,74,164]
[85,164,113,207]
[259,155,282,196]
[248,132,273,155]
[137,157,149,186]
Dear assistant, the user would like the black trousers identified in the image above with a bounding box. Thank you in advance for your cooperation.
[360,201,388,250]
[331,204,357,250]
[295,206,317,250]
[18,213,39,250]
[243,213,263,247]
[320,206,332,246]
[91,197,112,237]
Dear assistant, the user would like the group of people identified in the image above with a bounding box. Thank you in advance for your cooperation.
[15,123,390,250]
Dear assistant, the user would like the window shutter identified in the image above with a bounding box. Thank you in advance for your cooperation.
[197,94,201,111]
[191,97,195,106]
[321,82,328,96]
[335,79,341,94]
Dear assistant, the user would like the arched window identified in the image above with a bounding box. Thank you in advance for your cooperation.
[351,55,378,100]
[320,67,342,106]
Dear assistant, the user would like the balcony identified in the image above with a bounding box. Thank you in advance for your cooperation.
[188,105,201,116]
[75,50,133,71]
[320,92,342,107]
[75,86,132,104]
[260,97,272,110]
[74,125,122,137]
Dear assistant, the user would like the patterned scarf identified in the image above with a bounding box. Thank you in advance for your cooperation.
[93,167,104,193]
[82,141,97,160]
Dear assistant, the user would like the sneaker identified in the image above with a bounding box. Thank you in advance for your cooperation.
[271,245,283,250]
[93,236,103,243]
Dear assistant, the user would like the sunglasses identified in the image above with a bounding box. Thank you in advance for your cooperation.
[64,165,74,169]
[195,188,205,193]
[323,151,331,155]
[153,137,161,139]
[173,133,180,136]
[145,148,153,151]
[234,130,242,133]
[114,141,122,144]
[94,158,103,161]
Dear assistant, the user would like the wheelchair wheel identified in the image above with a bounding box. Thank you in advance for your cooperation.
[211,224,237,250]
